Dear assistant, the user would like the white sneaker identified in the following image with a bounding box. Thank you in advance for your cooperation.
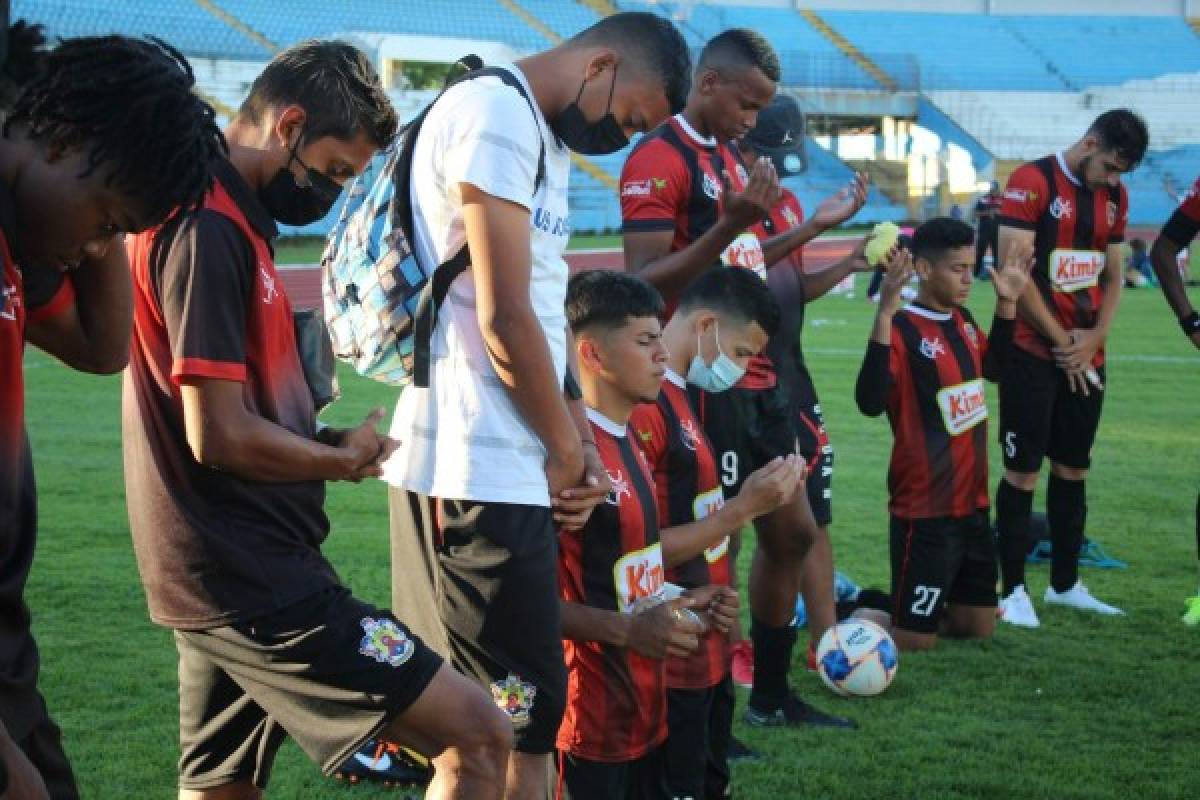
[998,585,1041,628]
[1044,582,1124,616]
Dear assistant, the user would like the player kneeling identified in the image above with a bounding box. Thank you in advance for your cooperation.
[854,218,1033,651]
[557,271,739,799]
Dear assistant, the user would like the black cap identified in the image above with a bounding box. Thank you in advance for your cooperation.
[744,93,806,176]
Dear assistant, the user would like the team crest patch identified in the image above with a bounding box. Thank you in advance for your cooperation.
[963,323,979,348]
[1049,196,1072,220]
[679,419,701,451]
[919,337,945,360]
[1106,200,1118,227]
[358,617,415,667]
[735,163,749,185]
[782,206,801,228]
[606,469,632,506]
[702,171,722,200]
[491,674,537,725]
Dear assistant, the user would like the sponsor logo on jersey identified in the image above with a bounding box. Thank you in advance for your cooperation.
[259,265,277,305]
[919,337,945,360]
[605,469,632,506]
[702,171,722,200]
[614,542,666,613]
[622,177,667,198]
[691,487,728,563]
[1049,196,1073,220]
[1004,188,1028,203]
[782,206,801,228]
[936,378,988,436]
[0,283,20,322]
[1049,248,1104,293]
[491,674,537,725]
[357,617,414,667]
[721,232,767,280]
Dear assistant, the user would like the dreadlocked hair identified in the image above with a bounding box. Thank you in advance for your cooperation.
[5,35,227,227]
[0,20,49,109]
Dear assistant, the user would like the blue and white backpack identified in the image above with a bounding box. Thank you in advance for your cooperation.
[321,58,545,387]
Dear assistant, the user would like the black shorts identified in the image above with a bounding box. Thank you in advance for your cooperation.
[391,491,567,754]
[11,695,79,800]
[664,674,734,800]
[174,588,442,790]
[998,347,1106,472]
[795,401,834,527]
[692,385,798,497]
[889,512,998,635]
[558,745,671,800]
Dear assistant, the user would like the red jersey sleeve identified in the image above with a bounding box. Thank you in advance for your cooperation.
[628,401,669,469]
[1108,184,1129,245]
[998,164,1050,230]
[1163,176,1200,246]
[620,141,689,234]
[24,279,75,325]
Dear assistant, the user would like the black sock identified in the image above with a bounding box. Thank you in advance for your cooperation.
[854,588,892,612]
[996,479,1034,596]
[749,617,796,710]
[1047,474,1086,593]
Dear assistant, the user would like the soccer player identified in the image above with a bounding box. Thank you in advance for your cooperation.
[1150,174,1200,625]
[854,219,1032,651]
[382,14,691,798]
[735,94,871,678]
[621,28,859,729]
[0,35,225,798]
[974,180,1002,277]
[556,269,712,800]
[993,109,1147,627]
[122,42,514,799]
[629,267,803,799]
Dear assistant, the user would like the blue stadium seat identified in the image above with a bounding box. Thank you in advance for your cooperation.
[14,0,271,60]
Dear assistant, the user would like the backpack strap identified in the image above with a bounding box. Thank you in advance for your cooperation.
[405,63,549,387]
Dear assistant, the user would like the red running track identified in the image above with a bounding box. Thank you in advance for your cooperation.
[280,237,858,310]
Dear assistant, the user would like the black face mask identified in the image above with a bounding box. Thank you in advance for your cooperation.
[551,65,629,156]
[259,137,342,226]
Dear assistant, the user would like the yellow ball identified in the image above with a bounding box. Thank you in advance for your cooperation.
[865,222,900,267]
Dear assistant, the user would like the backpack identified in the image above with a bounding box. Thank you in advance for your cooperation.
[321,58,546,387]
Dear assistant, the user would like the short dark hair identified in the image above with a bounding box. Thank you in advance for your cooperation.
[570,12,691,115]
[566,270,665,335]
[697,29,781,84]
[239,40,397,148]
[913,217,975,264]
[5,35,227,227]
[677,267,779,337]
[1088,109,1149,168]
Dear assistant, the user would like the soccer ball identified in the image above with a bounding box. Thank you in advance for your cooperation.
[815,619,898,697]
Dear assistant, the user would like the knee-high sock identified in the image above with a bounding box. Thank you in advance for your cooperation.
[1047,474,1086,593]
[996,479,1034,596]
[749,617,796,710]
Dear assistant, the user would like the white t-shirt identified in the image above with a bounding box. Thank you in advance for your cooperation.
[383,64,571,506]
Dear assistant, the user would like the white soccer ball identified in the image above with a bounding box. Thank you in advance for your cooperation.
[815,619,898,697]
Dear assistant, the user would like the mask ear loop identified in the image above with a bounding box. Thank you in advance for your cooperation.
[602,63,618,115]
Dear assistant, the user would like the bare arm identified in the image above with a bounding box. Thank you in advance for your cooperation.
[760,173,869,269]
[1001,225,1070,349]
[1093,242,1124,336]
[180,378,386,483]
[1152,234,1196,322]
[462,184,583,494]
[25,243,132,374]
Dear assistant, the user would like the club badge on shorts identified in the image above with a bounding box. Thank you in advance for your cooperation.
[358,616,415,667]
[491,674,537,725]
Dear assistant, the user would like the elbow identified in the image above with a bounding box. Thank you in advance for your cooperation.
[186,419,237,470]
[85,351,130,375]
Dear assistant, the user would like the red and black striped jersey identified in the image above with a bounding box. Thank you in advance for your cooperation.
[557,409,667,763]
[1161,175,1200,247]
[620,114,773,390]
[751,188,813,395]
[629,372,732,690]
[999,153,1127,366]
[884,305,993,520]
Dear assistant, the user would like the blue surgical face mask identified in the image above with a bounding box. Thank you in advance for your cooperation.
[686,321,746,393]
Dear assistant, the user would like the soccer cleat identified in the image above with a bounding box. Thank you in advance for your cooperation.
[1183,596,1200,626]
[1025,538,1053,564]
[997,585,1041,628]
[1043,582,1124,616]
[743,693,857,730]
[727,736,762,763]
[333,739,431,788]
[1078,538,1128,569]
[730,640,754,689]
[834,571,862,603]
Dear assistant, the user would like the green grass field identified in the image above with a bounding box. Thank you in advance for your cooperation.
[22,284,1200,798]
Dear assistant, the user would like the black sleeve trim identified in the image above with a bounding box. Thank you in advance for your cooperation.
[855,340,891,417]
[621,218,675,233]
[1161,209,1200,249]
[996,216,1037,232]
